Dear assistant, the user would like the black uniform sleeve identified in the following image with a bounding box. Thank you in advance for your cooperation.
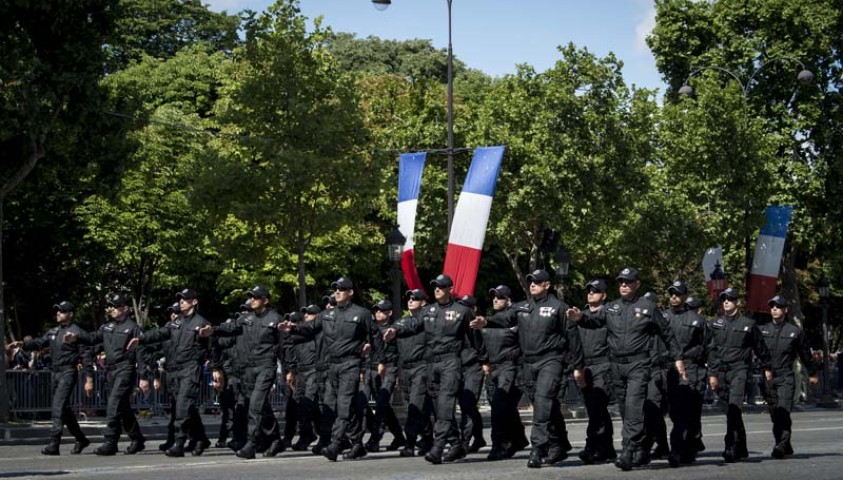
[577,307,607,329]
[485,308,517,328]
[393,314,424,336]
[796,328,819,376]
[140,326,171,345]
[23,331,52,351]
[750,323,772,370]
[652,308,683,361]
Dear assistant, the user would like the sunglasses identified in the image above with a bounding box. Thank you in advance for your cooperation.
[618,279,636,285]
[334,287,351,292]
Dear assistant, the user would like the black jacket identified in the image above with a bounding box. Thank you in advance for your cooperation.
[23,322,93,373]
[758,320,817,375]
[479,306,521,365]
[142,311,210,368]
[394,310,427,365]
[707,312,771,375]
[393,298,473,358]
[295,302,376,362]
[215,307,283,369]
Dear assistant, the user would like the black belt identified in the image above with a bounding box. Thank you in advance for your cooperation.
[426,351,459,363]
[610,352,649,364]
[716,361,749,372]
[401,360,424,369]
[522,350,560,364]
[584,355,609,366]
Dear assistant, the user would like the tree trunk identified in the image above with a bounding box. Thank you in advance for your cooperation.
[297,233,307,308]
[0,198,8,422]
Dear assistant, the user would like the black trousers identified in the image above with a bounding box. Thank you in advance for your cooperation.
[715,366,749,453]
[400,363,433,447]
[50,369,86,443]
[283,381,298,442]
[763,372,796,448]
[362,365,404,443]
[293,367,320,440]
[103,365,144,445]
[485,362,526,449]
[325,359,365,447]
[242,365,280,446]
[667,364,705,457]
[643,366,668,452]
[459,361,485,448]
[521,356,567,452]
[315,367,334,445]
[581,362,614,455]
[172,364,207,444]
[217,375,247,444]
[427,355,462,449]
[611,359,650,456]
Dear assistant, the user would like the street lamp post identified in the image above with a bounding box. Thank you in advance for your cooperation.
[387,225,407,320]
[710,261,727,313]
[553,244,571,300]
[373,0,457,233]
[678,58,813,299]
[817,274,838,407]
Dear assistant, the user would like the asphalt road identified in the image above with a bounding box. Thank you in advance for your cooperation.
[1,410,841,480]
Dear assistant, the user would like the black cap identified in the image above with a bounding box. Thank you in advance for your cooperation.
[768,295,789,308]
[300,304,322,315]
[685,296,702,309]
[53,300,74,313]
[405,289,426,300]
[176,288,198,300]
[331,277,354,290]
[165,302,180,314]
[526,269,551,283]
[616,267,640,282]
[239,300,252,312]
[489,285,512,299]
[430,274,453,288]
[247,285,270,299]
[458,295,476,308]
[322,294,337,306]
[643,291,659,303]
[585,279,608,293]
[107,294,131,307]
[667,280,688,295]
[284,311,302,322]
[372,299,393,311]
[718,287,740,301]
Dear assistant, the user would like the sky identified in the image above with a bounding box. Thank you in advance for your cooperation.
[204,0,666,92]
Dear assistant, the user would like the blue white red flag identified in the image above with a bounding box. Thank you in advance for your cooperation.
[442,146,505,296]
[397,152,428,295]
[747,206,793,312]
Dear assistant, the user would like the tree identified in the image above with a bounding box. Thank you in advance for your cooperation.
[465,45,659,295]
[0,0,116,422]
[648,0,840,325]
[202,0,374,307]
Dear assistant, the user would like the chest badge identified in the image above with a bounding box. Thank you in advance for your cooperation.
[445,310,458,321]
[743,326,750,332]
[539,307,554,318]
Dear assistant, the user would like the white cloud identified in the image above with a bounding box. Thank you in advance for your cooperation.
[633,0,657,54]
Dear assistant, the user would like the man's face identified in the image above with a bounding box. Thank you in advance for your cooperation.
[56,310,72,324]
[250,296,268,310]
[374,310,391,323]
[618,279,640,298]
[722,297,737,314]
[669,292,687,308]
[586,289,606,306]
[334,287,352,304]
[492,296,509,311]
[179,297,197,314]
[529,280,550,298]
[407,297,424,312]
[434,285,451,302]
[770,304,787,321]
[107,305,126,320]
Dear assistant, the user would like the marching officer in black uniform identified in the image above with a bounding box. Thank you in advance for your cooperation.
[707,287,772,463]
[209,300,250,450]
[472,285,528,461]
[759,295,818,459]
[282,277,377,462]
[286,304,322,451]
[575,279,616,465]
[202,285,284,459]
[392,289,434,457]
[363,300,406,452]
[384,274,474,464]
[474,269,583,469]
[6,300,92,455]
[66,294,146,456]
[132,289,211,457]
[569,267,685,471]
[662,280,708,466]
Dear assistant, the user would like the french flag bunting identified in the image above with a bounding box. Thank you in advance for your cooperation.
[702,246,726,300]
[746,206,793,312]
[443,146,505,296]
[397,152,428,295]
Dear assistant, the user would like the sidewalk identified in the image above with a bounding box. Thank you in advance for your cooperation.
[2,402,835,446]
